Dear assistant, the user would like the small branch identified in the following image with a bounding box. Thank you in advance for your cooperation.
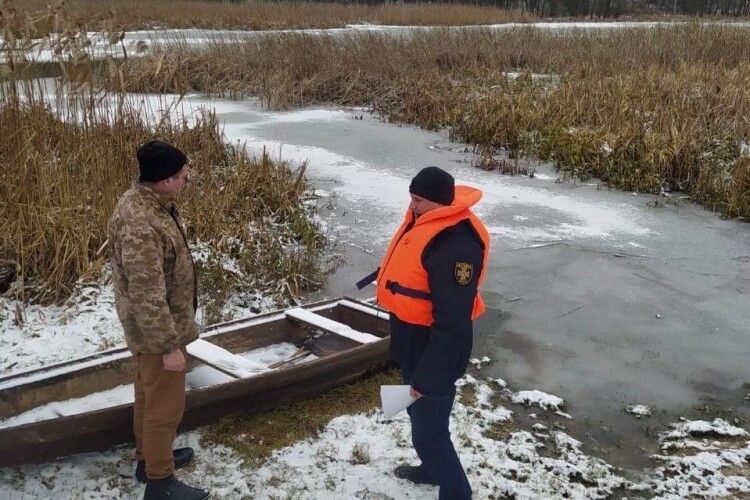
[557,305,584,318]
[96,238,109,257]
[506,241,566,252]
[268,348,311,369]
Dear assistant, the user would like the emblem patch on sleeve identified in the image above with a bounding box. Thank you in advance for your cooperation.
[454,262,473,285]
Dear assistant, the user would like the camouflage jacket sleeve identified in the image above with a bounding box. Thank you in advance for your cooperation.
[119,221,181,354]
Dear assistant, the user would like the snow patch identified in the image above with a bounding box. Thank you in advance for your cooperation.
[635,418,750,498]
[5,380,748,499]
[661,418,749,440]
[469,356,491,369]
[511,390,565,411]
[625,404,652,418]
[0,279,122,376]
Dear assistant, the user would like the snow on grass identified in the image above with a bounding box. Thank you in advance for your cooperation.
[647,448,750,498]
[3,376,749,499]
[661,418,749,441]
[511,389,565,412]
[190,239,245,278]
[490,377,508,388]
[0,376,625,499]
[0,244,279,378]
[632,418,750,499]
[219,291,276,321]
[625,404,652,418]
[0,279,123,376]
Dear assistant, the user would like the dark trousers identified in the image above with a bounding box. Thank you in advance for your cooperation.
[403,371,472,500]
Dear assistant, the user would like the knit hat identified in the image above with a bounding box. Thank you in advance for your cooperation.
[137,140,187,183]
[409,166,455,205]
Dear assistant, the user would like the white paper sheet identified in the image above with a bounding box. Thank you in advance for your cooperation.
[380,385,415,420]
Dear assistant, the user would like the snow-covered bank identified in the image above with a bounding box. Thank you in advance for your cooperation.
[1,376,747,499]
[0,376,624,499]
[0,280,122,375]
[635,418,750,498]
[0,249,279,378]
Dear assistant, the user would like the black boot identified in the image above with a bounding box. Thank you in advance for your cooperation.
[393,464,439,485]
[143,475,209,500]
[135,447,195,483]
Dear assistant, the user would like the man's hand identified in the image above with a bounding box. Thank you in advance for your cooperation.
[410,386,423,400]
[163,349,186,371]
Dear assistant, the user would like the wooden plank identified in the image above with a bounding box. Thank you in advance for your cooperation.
[285,308,381,344]
[0,358,135,420]
[338,299,390,320]
[186,339,267,378]
[267,349,312,369]
[0,351,132,392]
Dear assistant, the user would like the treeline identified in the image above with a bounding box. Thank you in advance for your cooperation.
[271,0,750,17]
[485,0,750,17]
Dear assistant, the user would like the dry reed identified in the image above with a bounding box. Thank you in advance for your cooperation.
[1,4,325,310]
[0,88,325,313]
[14,0,532,34]
[107,25,750,217]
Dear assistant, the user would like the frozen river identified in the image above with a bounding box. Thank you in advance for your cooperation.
[189,95,750,469]
[3,79,749,472]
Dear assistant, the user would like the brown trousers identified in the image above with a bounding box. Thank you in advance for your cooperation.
[133,350,186,479]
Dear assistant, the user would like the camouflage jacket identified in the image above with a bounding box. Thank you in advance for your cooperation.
[108,183,198,354]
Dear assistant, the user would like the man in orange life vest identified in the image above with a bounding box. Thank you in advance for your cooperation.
[364,166,490,499]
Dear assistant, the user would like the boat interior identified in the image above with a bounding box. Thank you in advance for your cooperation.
[0,298,389,423]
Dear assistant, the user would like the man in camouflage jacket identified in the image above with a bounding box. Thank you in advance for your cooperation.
[109,140,208,500]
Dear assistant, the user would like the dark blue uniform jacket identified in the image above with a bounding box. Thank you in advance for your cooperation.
[389,219,485,397]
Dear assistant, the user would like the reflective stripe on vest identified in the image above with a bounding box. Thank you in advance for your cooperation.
[376,186,490,326]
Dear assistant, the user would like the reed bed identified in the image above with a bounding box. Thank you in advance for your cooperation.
[0,85,325,315]
[111,25,750,97]
[14,0,532,34]
[110,25,750,217]
[1,9,325,312]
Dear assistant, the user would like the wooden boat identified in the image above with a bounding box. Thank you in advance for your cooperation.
[0,297,391,467]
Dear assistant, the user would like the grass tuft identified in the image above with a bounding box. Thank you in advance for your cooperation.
[200,369,400,465]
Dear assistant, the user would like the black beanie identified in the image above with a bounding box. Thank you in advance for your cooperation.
[137,140,187,183]
[409,166,455,205]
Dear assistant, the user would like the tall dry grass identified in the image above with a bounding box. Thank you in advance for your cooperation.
[0,88,325,315]
[104,25,750,105]
[14,0,532,34]
[1,7,325,313]
[108,25,750,217]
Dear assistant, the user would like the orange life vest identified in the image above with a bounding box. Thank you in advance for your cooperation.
[376,185,490,326]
